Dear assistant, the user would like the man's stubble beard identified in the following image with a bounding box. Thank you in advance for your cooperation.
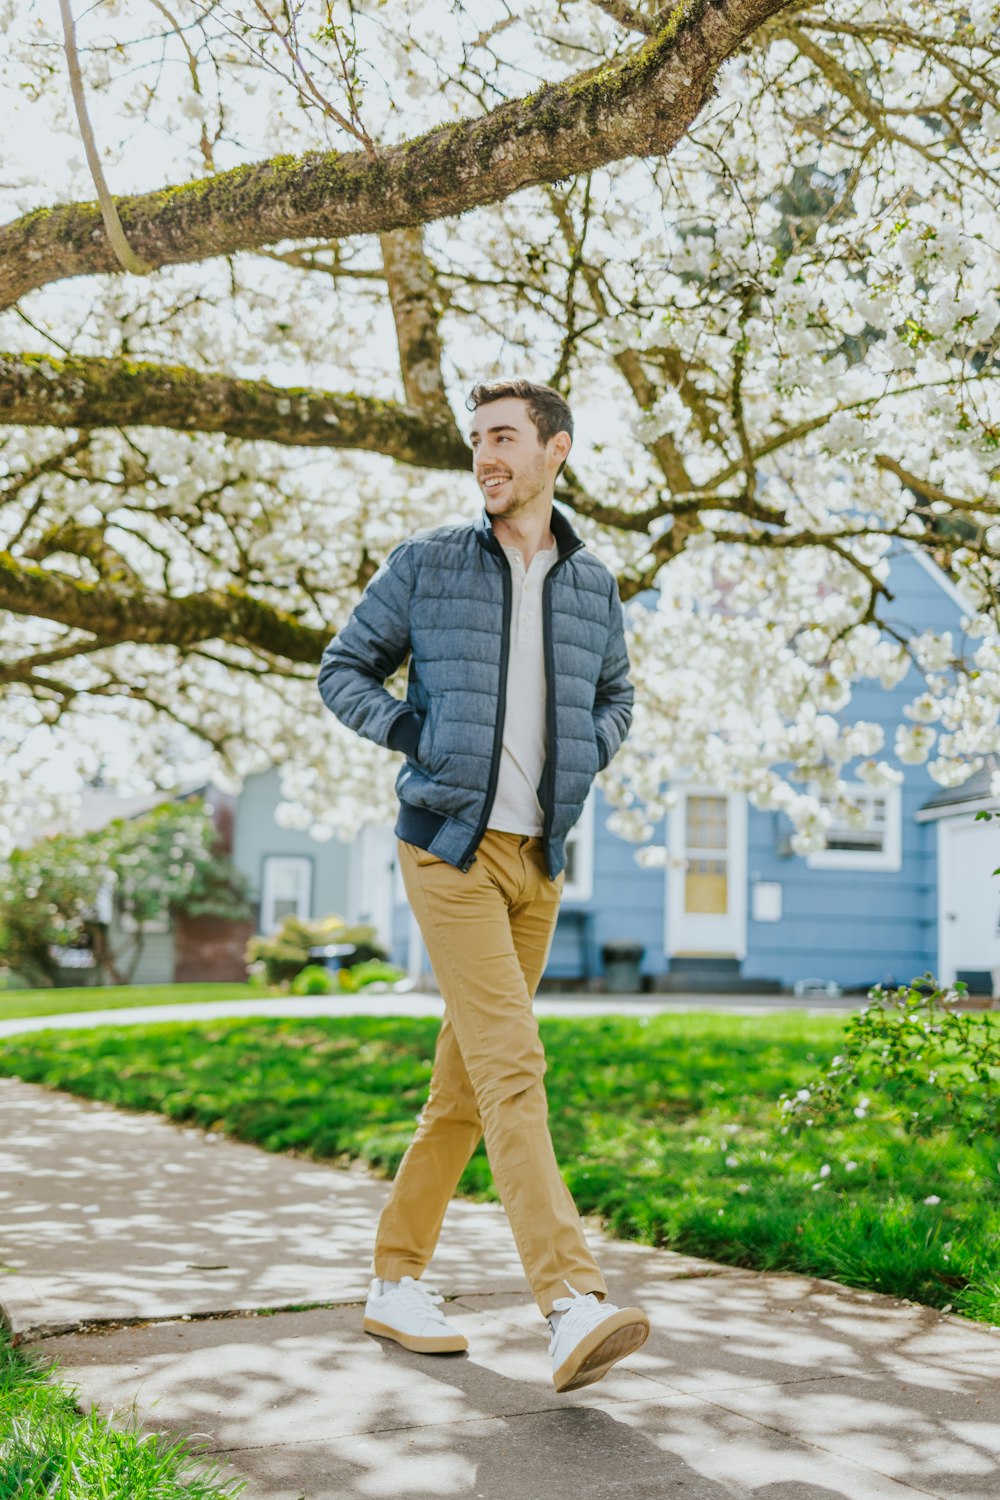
[491,451,549,520]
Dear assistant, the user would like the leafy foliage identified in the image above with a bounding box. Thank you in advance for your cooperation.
[0,798,251,987]
[779,977,1000,1144]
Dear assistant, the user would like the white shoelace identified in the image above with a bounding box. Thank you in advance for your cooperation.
[550,1280,615,1335]
[381,1275,446,1314]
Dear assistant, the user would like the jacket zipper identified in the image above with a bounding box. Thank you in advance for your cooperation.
[539,543,586,873]
[458,551,513,871]
[539,562,563,873]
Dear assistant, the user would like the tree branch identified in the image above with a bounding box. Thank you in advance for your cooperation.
[875,454,994,513]
[586,1,656,36]
[57,0,154,276]
[0,0,796,307]
[546,186,695,494]
[0,549,328,661]
[0,353,469,468]
[378,227,456,426]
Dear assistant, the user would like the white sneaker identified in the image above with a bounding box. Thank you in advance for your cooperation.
[548,1282,649,1392]
[363,1276,468,1354]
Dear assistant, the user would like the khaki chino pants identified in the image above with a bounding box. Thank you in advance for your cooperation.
[373,828,607,1316]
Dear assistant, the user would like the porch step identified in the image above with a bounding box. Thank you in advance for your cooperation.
[655,957,782,995]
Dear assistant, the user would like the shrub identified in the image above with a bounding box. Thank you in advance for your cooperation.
[289,964,337,996]
[336,958,407,992]
[778,974,1000,1145]
[245,913,386,987]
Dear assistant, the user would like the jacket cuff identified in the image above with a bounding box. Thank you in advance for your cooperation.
[595,730,611,772]
[387,708,423,758]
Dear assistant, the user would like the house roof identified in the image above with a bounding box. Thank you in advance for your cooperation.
[74,781,210,833]
[15,779,211,847]
[918,757,999,817]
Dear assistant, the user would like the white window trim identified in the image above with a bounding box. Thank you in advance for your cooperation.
[806,782,902,873]
[562,793,595,902]
[260,854,313,934]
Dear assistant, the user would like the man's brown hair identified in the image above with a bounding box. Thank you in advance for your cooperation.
[466,379,574,452]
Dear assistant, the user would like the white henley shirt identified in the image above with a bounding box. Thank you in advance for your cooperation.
[487,539,560,836]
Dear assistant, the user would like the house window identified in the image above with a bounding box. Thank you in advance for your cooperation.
[684,795,728,914]
[562,793,595,902]
[806,784,902,873]
[260,855,313,933]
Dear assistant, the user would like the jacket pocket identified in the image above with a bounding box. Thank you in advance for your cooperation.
[587,716,604,774]
[593,722,610,772]
[416,696,438,771]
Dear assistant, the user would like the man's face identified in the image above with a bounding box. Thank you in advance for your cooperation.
[469,397,569,520]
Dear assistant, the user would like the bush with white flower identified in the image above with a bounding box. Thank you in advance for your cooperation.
[778,973,1000,1145]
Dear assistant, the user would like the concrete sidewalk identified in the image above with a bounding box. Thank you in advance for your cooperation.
[1,1074,998,1499]
[0,989,858,1042]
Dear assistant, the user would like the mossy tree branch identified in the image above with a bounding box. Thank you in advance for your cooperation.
[0,353,470,469]
[378,227,457,428]
[0,549,329,663]
[0,0,796,307]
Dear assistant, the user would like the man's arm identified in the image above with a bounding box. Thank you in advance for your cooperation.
[593,575,634,771]
[317,538,424,754]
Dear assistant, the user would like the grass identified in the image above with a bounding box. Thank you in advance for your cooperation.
[0,982,261,1025]
[0,1325,243,1500]
[1,1011,998,1325]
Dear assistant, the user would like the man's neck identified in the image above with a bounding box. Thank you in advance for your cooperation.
[491,505,557,569]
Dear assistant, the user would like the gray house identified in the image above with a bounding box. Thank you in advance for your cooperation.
[35,769,395,986]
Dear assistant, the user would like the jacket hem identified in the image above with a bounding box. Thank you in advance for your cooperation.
[394,803,449,852]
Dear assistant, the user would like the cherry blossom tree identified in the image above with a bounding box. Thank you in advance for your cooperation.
[1,0,997,861]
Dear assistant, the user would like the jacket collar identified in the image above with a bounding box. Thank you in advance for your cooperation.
[474,502,585,561]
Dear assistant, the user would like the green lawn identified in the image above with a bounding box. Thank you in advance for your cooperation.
[0,1325,243,1499]
[0,982,261,1024]
[2,1012,997,1325]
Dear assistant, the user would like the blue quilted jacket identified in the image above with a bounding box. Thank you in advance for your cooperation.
[317,504,633,880]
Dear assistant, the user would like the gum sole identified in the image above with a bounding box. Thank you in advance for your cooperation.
[553,1309,650,1393]
[363,1316,468,1354]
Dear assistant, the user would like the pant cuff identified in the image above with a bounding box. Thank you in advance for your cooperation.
[372,1257,428,1281]
[536,1273,608,1319]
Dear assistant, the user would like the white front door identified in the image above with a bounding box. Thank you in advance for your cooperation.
[938,815,1000,988]
[666,790,747,958]
[348,822,396,951]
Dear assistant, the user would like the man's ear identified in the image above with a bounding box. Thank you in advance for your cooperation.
[550,430,572,468]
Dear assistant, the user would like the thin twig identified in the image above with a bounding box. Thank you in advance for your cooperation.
[57,0,154,275]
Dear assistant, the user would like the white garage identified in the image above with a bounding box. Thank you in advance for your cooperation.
[918,760,1000,998]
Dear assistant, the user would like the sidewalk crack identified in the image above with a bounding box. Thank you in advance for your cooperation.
[15,1297,365,1345]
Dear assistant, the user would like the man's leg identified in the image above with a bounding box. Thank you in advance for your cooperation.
[373,830,578,1282]
[387,830,606,1317]
[373,1010,482,1281]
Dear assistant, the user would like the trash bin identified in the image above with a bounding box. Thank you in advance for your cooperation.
[308,942,358,972]
[601,940,645,994]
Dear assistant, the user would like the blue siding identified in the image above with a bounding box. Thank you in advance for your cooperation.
[233,767,352,927]
[734,547,963,986]
[574,547,963,988]
[547,797,666,979]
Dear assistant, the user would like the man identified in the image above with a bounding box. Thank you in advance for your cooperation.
[317,378,649,1392]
